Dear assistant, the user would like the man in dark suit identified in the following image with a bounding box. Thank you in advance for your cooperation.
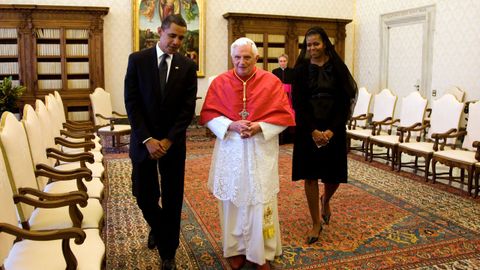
[272,54,294,144]
[271,53,294,84]
[124,14,197,270]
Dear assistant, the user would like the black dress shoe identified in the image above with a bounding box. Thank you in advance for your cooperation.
[147,230,156,249]
[161,258,177,270]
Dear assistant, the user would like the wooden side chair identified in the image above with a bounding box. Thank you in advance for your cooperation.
[22,104,104,200]
[367,91,427,169]
[347,88,397,160]
[347,87,373,130]
[36,100,105,179]
[53,91,96,131]
[431,101,480,196]
[0,144,105,270]
[45,95,104,156]
[396,93,464,181]
[90,87,131,148]
[0,112,104,231]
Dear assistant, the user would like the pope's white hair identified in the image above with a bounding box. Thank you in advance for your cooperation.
[230,37,258,57]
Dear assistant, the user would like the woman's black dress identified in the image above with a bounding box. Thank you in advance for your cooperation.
[292,61,350,183]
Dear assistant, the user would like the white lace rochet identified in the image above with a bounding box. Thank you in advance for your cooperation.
[207,117,285,207]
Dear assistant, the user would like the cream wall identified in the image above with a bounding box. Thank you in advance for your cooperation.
[4,0,355,114]
[354,0,480,101]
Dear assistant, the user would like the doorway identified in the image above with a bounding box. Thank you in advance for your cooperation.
[380,5,435,117]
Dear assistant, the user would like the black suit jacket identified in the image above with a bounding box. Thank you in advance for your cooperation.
[272,67,294,84]
[124,47,197,162]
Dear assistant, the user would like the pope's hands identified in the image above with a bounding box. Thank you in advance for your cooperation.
[145,138,172,159]
[229,120,262,139]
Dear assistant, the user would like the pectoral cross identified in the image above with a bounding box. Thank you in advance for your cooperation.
[239,109,249,120]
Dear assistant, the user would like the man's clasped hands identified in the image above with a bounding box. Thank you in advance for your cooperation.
[229,120,262,139]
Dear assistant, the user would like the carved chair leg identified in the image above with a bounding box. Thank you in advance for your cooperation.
[467,168,473,196]
[391,145,397,171]
[363,138,369,161]
[368,142,373,162]
[397,150,402,172]
[448,167,453,184]
[431,159,437,184]
[414,156,419,173]
[475,170,479,198]
[424,156,431,182]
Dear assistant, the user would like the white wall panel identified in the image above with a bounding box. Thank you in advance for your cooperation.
[355,0,480,101]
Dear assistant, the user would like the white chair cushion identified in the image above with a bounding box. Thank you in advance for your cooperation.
[29,198,103,230]
[44,177,104,199]
[399,142,435,154]
[369,135,400,145]
[433,150,477,164]
[5,229,105,270]
[56,162,105,178]
[347,129,372,139]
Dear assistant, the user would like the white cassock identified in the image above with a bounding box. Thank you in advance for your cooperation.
[206,116,286,265]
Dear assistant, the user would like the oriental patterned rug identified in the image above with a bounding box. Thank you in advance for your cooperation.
[103,129,480,269]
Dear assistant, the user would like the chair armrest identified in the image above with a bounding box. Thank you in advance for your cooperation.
[348,113,373,130]
[35,164,92,180]
[18,187,87,201]
[112,111,128,118]
[54,137,95,151]
[397,122,425,143]
[14,192,88,209]
[0,222,85,242]
[61,129,95,140]
[0,223,85,268]
[46,149,94,165]
[13,193,87,228]
[35,165,92,194]
[63,122,95,133]
[46,147,94,158]
[371,117,398,135]
[473,141,480,161]
[431,128,459,151]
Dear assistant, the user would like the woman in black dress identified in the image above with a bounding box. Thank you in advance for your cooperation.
[292,27,357,244]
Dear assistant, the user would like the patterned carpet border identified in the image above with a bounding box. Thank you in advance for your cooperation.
[103,128,480,269]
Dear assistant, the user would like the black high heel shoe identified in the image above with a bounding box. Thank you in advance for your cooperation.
[306,224,323,244]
